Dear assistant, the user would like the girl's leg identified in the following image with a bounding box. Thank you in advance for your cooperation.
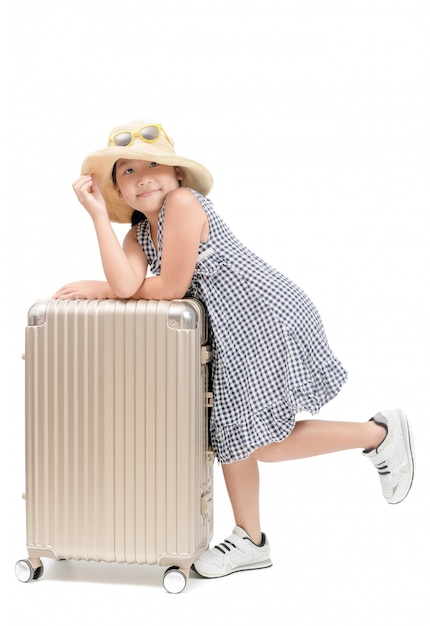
[222,456,261,544]
[253,418,386,462]
[193,456,272,577]
[194,411,413,577]
[222,419,386,543]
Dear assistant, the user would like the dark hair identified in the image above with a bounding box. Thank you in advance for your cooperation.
[112,162,118,185]
[131,210,146,225]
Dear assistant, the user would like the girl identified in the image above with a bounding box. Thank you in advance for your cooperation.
[55,120,415,579]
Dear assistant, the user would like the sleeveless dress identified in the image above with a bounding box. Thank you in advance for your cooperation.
[136,189,347,463]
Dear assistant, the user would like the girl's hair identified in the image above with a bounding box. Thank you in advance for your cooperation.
[111,162,118,186]
[131,210,146,225]
[111,162,146,225]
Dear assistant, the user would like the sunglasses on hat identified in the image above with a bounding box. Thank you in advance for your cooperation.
[109,124,174,148]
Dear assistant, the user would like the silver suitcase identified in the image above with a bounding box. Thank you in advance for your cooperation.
[16,298,214,593]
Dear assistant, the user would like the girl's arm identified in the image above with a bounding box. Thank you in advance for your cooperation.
[53,229,149,300]
[54,174,148,300]
[131,188,207,300]
[72,174,147,298]
[54,182,205,301]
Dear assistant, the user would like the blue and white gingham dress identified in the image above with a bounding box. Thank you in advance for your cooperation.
[136,189,347,463]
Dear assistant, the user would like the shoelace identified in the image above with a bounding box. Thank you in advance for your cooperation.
[375,460,390,476]
[376,459,402,498]
[214,540,237,554]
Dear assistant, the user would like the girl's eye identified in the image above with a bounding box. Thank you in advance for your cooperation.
[124,167,135,175]
[149,162,159,168]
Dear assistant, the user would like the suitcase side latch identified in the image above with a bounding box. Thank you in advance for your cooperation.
[200,491,213,517]
[204,392,214,408]
[201,345,212,364]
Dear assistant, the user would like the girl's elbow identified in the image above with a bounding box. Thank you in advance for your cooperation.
[170,288,188,300]
[163,280,189,300]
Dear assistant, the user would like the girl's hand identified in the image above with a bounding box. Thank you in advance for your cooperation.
[53,280,116,300]
[73,174,109,220]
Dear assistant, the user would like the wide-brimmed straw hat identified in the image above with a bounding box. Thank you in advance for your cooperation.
[81,120,213,223]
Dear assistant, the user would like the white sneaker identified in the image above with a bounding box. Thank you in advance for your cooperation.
[192,526,273,578]
[362,408,415,504]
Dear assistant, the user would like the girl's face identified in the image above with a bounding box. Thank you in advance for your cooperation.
[114,159,183,213]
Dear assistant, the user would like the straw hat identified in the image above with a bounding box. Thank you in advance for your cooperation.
[81,120,213,223]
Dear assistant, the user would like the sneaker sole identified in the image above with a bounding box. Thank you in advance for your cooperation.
[389,409,415,504]
[191,559,273,579]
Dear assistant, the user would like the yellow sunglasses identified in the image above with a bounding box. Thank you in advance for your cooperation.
[109,124,174,148]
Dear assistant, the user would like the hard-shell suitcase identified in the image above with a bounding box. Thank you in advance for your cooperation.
[16,298,214,593]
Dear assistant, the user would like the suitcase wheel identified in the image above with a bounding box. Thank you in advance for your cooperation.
[163,566,187,594]
[15,558,44,583]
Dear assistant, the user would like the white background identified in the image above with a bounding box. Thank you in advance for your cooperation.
[2,1,429,624]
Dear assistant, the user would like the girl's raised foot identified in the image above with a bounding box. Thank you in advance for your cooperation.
[362,409,415,504]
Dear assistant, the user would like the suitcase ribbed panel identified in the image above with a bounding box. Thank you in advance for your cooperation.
[24,299,213,567]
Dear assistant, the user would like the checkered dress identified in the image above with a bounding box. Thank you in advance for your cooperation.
[136,190,347,463]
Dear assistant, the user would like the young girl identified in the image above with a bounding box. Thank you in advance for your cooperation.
[54,120,415,578]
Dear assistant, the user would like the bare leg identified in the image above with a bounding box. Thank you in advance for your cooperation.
[253,419,386,462]
[222,457,261,544]
[222,419,386,544]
